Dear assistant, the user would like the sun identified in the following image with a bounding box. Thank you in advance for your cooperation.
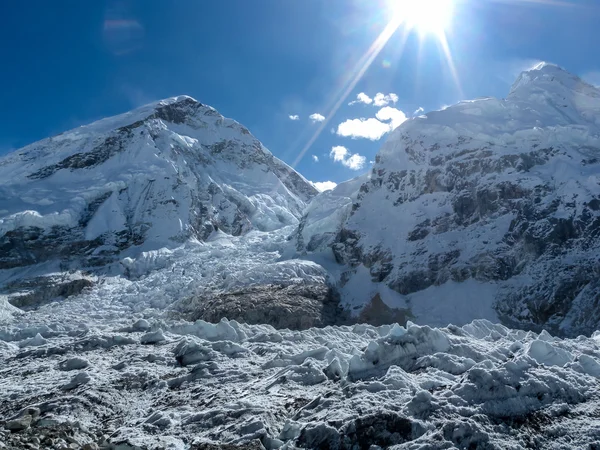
[389,0,455,37]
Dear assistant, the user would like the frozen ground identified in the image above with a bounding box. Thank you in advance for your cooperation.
[1,228,600,449]
[1,225,599,449]
[3,309,600,449]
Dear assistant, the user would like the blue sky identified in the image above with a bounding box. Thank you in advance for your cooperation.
[1,0,600,187]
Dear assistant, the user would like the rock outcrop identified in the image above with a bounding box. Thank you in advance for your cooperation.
[301,64,600,336]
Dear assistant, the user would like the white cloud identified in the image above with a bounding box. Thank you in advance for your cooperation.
[329,146,367,171]
[348,92,373,106]
[373,93,399,107]
[349,92,399,107]
[376,106,407,130]
[344,153,367,170]
[330,145,348,162]
[336,118,391,140]
[336,106,407,141]
[312,155,319,162]
[313,181,337,192]
[288,114,300,121]
[413,107,425,116]
[309,113,325,123]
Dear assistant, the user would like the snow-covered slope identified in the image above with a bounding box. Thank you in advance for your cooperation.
[293,173,369,254]
[303,63,600,336]
[4,316,600,449]
[3,64,600,449]
[0,96,317,272]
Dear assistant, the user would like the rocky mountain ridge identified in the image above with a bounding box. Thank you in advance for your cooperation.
[3,63,600,450]
[3,64,600,337]
[0,96,316,274]
[299,63,600,337]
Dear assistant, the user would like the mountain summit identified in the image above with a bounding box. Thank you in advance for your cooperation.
[0,96,317,271]
[3,65,600,337]
[4,66,600,449]
[296,63,600,336]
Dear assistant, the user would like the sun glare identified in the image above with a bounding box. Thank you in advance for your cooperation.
[390,0,455,37]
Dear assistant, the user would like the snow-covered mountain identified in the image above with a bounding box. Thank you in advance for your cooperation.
[301,63,600,337]
[4,64,600,449]
[0,96,317,272]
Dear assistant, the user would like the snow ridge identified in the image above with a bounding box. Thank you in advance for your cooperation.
[0,96,317,272]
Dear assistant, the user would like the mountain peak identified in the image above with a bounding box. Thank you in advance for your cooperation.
[509,61,594,96]
[0,95,317,271]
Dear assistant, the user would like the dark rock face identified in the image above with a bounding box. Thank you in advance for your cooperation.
[182,283,350,330]
[3,273,94,308]
[27,129,137,180]
[332,138,600,335]
[0,224,128,270]
[357,294,413,327]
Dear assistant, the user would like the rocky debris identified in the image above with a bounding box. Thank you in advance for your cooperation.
[191,441,266,450]
[58,357,89,371]
[4,414,33,432]
[4,273,95,309]
[0,419,100,450]
[140,329,166,345]
[357,293,413,327]
[61,371,91,390]
[184,282,350,330]
[298,412,425,449]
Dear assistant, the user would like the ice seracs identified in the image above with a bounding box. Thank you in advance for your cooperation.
[2,317,600,448]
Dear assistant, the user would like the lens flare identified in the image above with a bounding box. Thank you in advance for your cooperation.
[389,0,455,37]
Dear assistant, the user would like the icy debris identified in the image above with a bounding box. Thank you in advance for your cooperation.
[527,339,574,366]
[211,340,248,357]
[140,329,167,345]
[3,306,600,448]
[173,338,216,366]
[323,358,344,381]
[575,354,600,377]
[112,361,127,370]
[0,295,20,323]
[143,411,173,429]
[286,360,327,385]
[61,371,91,390]
[132,318,151,331]
[18,333,47,348]
[58,357,89,371]
[348,325,450,379]
[169,318,243,342]
[75,334,136,351]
